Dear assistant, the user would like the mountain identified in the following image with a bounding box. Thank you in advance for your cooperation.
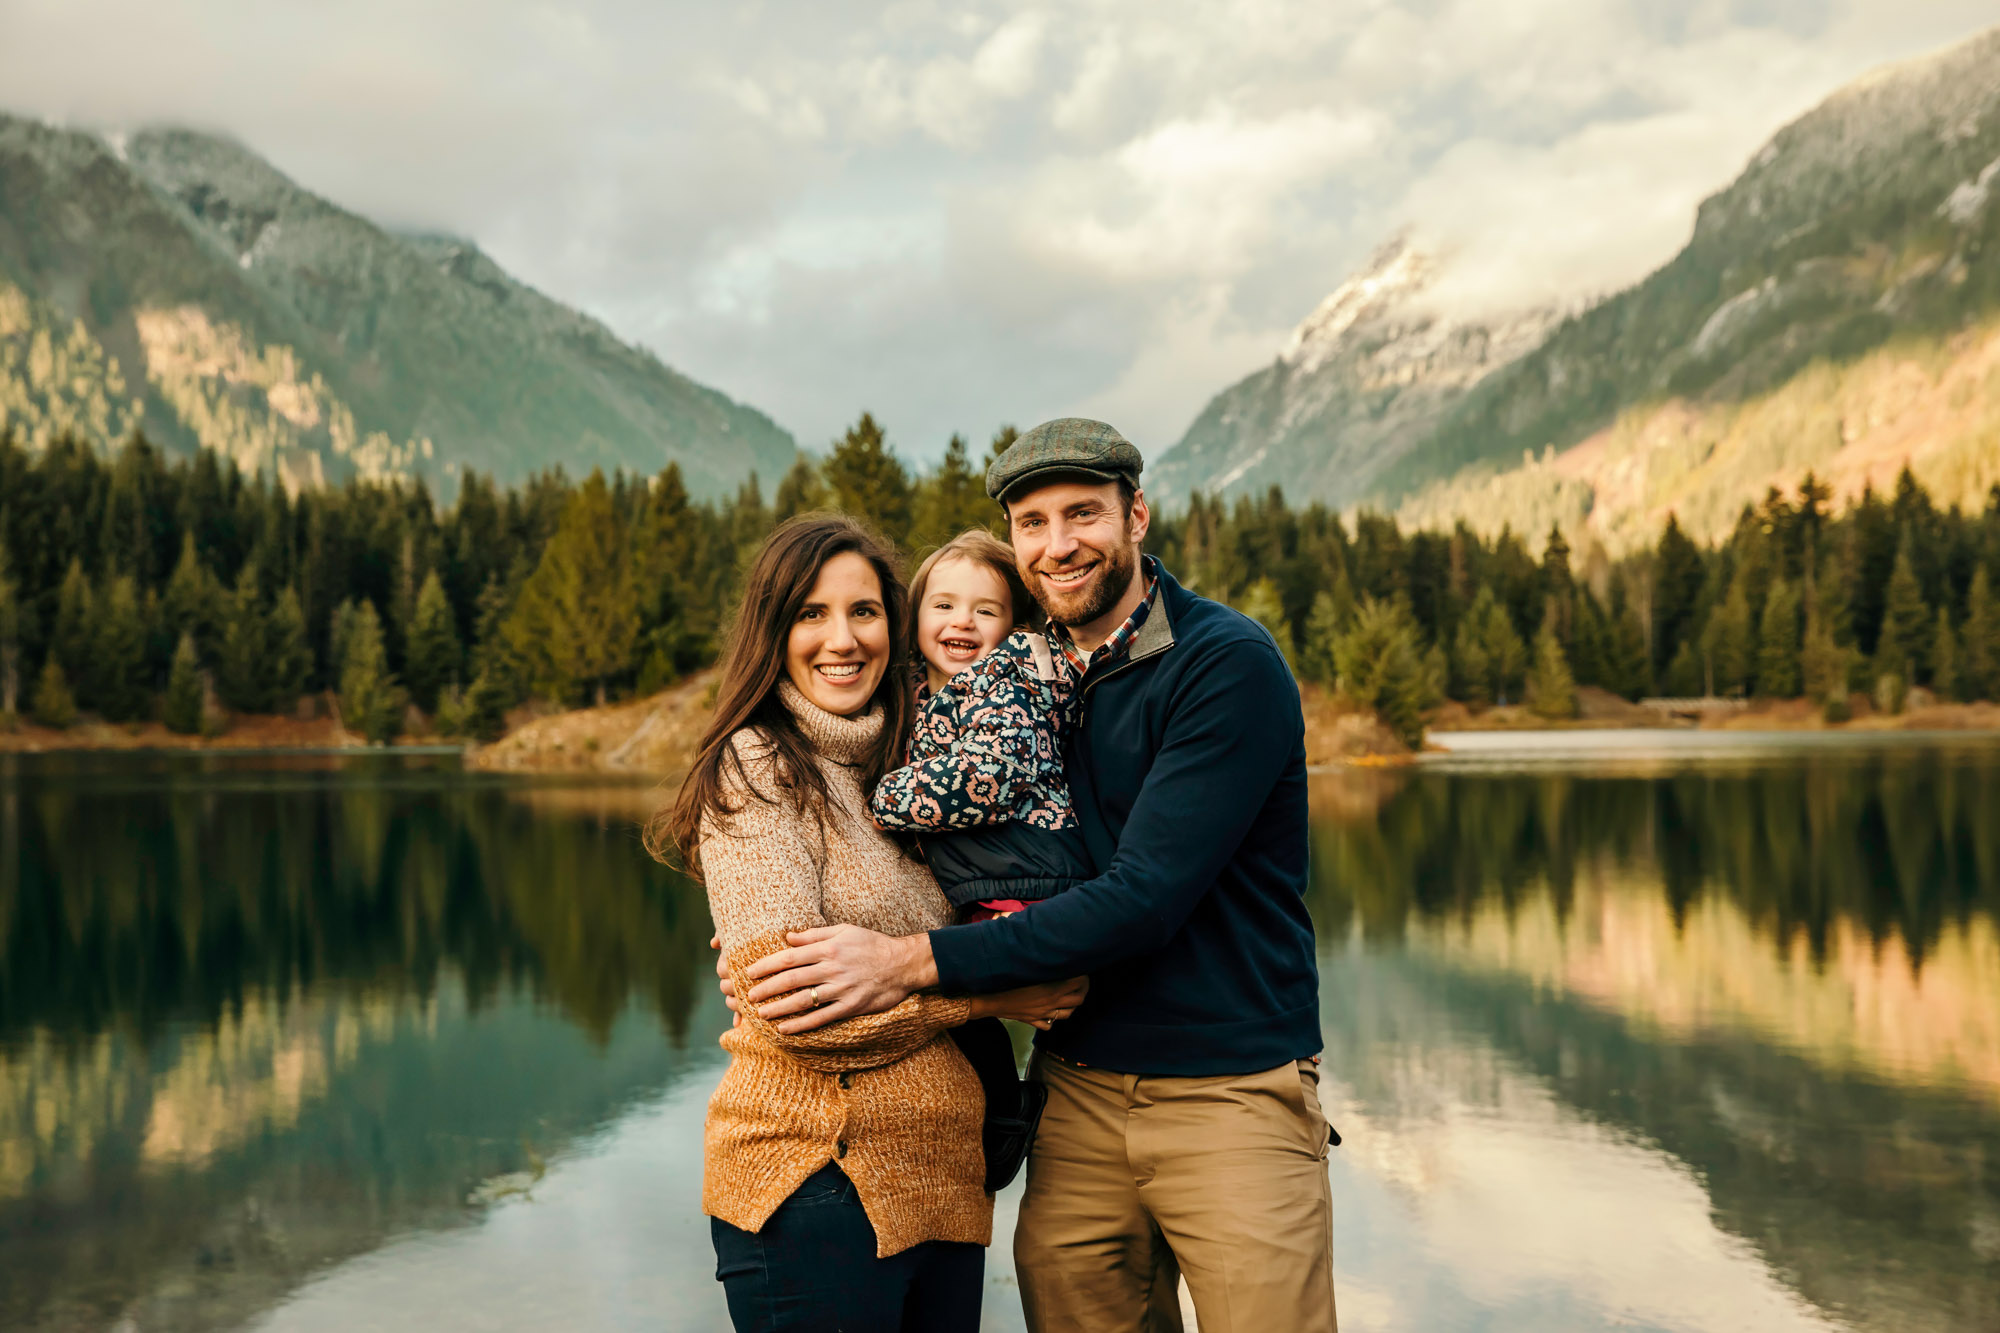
[1159,24,2000,550]
[1146,240,1561,511]
[0,118,794,496]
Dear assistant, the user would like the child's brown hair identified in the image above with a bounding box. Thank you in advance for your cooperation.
[906,529,1039,660]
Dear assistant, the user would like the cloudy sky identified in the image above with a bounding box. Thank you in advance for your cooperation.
[4,0,1996,464]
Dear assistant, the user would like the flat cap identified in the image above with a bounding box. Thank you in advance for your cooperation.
[985,417,1144,501]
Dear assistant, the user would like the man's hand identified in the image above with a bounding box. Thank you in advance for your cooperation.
[745,924,939,1035]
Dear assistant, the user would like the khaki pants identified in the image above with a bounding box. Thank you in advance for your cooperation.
[1014,1052,1338,1333]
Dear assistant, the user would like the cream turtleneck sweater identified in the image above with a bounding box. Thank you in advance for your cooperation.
[698,681,991,1257]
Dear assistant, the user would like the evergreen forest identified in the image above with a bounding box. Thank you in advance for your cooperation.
[3,413,1999,746]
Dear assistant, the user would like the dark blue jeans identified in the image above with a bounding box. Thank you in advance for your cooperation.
[711,1163,984,1333]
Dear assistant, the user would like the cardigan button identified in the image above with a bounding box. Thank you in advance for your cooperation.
[835,1140,849,1158]
[838,1072,852,1089]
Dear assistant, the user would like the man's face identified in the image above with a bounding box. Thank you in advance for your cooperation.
[1006,479,1150,629]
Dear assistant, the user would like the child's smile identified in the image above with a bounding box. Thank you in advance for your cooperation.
[917,557,1013,692]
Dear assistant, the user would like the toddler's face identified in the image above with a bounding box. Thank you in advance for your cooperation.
[917,558,1013,683]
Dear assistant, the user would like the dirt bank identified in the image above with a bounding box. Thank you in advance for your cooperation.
[11,677,1995,772]
[465,670,719,778]
[0,707,376,753]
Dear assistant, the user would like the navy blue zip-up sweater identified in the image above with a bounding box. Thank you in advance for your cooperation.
[927,561,1320,1077]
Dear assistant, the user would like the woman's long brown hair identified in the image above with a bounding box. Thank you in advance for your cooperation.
[645,514,911,879]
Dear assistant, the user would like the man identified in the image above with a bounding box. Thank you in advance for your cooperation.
[745,419,1337,1333]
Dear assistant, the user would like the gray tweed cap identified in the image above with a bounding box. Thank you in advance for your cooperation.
[985,418,1144,501]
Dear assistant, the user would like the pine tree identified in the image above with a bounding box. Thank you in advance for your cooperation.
[0,540,19,722]
[1608,586,1651,699]
[1702,580,1754,696]
[1567,595,1611,688]
[823,412,912,543]
[1332,597,1428,749]
[1420,641,1449,709]
[1756,577,1801,698]
[404,570,462,713]
[389,533,419,670]
[1932,607,1961,703]
[31,654,75,728]
[1236,579,1295,666]
[455,669,511,741]
[163,531,225,654]
[335,599,403,744]
[92,574,150,722]
[728,473,771,582]
[1800,601,1848,706]
[1877,536,1930,682]
[1528,613,1578,719]
[1962,567,1999,701]
[1540,524,1574,644]
[266,587,313,712]
[631,463,717,689]
[1473,588,1527,705]
[469,569,526,707]
[1300,591,1348,688]
[215,561,270,712]
[911,434,996,550]
[504,473,639,706]
[772,453,828,522]
[1652,515,1706,677]
[1451,618,1493,706]
[1663,639,1704,696]
[51,559,93,705]
[163,632,204,735]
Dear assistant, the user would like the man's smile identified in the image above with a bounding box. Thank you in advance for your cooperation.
[1039,564,1096,590]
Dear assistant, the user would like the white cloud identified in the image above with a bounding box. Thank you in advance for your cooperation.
[1017,105,1382,285]
[2,0,1997,460]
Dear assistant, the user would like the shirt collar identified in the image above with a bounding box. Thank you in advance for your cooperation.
[1052,555,1160,675]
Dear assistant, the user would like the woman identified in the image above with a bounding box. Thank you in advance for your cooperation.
[648,515,1083,1333]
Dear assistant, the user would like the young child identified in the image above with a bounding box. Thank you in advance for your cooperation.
[869,528,1094,1191]
[870,528,1093,918]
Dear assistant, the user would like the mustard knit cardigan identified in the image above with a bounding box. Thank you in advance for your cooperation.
[699,681,992,1258]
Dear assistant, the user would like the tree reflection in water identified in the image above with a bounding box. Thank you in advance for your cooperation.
[1308,741,2000,1333]
[0,753,722,1333]
[4,745,2000,1332]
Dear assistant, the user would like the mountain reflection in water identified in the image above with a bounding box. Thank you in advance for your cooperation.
[1,743,1997,1332]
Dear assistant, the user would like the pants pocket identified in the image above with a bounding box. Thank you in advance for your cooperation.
[1295,1059,1338,1158]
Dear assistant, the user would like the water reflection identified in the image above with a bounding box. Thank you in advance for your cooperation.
[2,744,1998,1332]
[0,754,720,1332]
[1311,741,2000,1333]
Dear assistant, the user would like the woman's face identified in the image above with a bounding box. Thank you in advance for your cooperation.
[916,557,1013,691]
[785,551,891,716]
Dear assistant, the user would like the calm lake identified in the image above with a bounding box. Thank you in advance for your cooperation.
[4,737,1998,1333]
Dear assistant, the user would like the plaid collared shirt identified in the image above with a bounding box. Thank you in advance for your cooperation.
[1052,555,1161,678]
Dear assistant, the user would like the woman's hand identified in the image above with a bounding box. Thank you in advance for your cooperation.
[969,976,1089,1030]
[713,936,741,1027]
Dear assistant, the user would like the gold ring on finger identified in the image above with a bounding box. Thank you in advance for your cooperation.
[809,985,822,1007]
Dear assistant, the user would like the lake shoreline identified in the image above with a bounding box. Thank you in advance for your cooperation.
[7,678,1999,774]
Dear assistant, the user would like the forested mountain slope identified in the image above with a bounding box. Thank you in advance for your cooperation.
[1146,239,1561,511]
[1158,24,2000,551]
[0,117,793,496]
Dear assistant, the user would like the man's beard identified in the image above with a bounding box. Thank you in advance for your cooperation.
[1030,533,1139,628]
